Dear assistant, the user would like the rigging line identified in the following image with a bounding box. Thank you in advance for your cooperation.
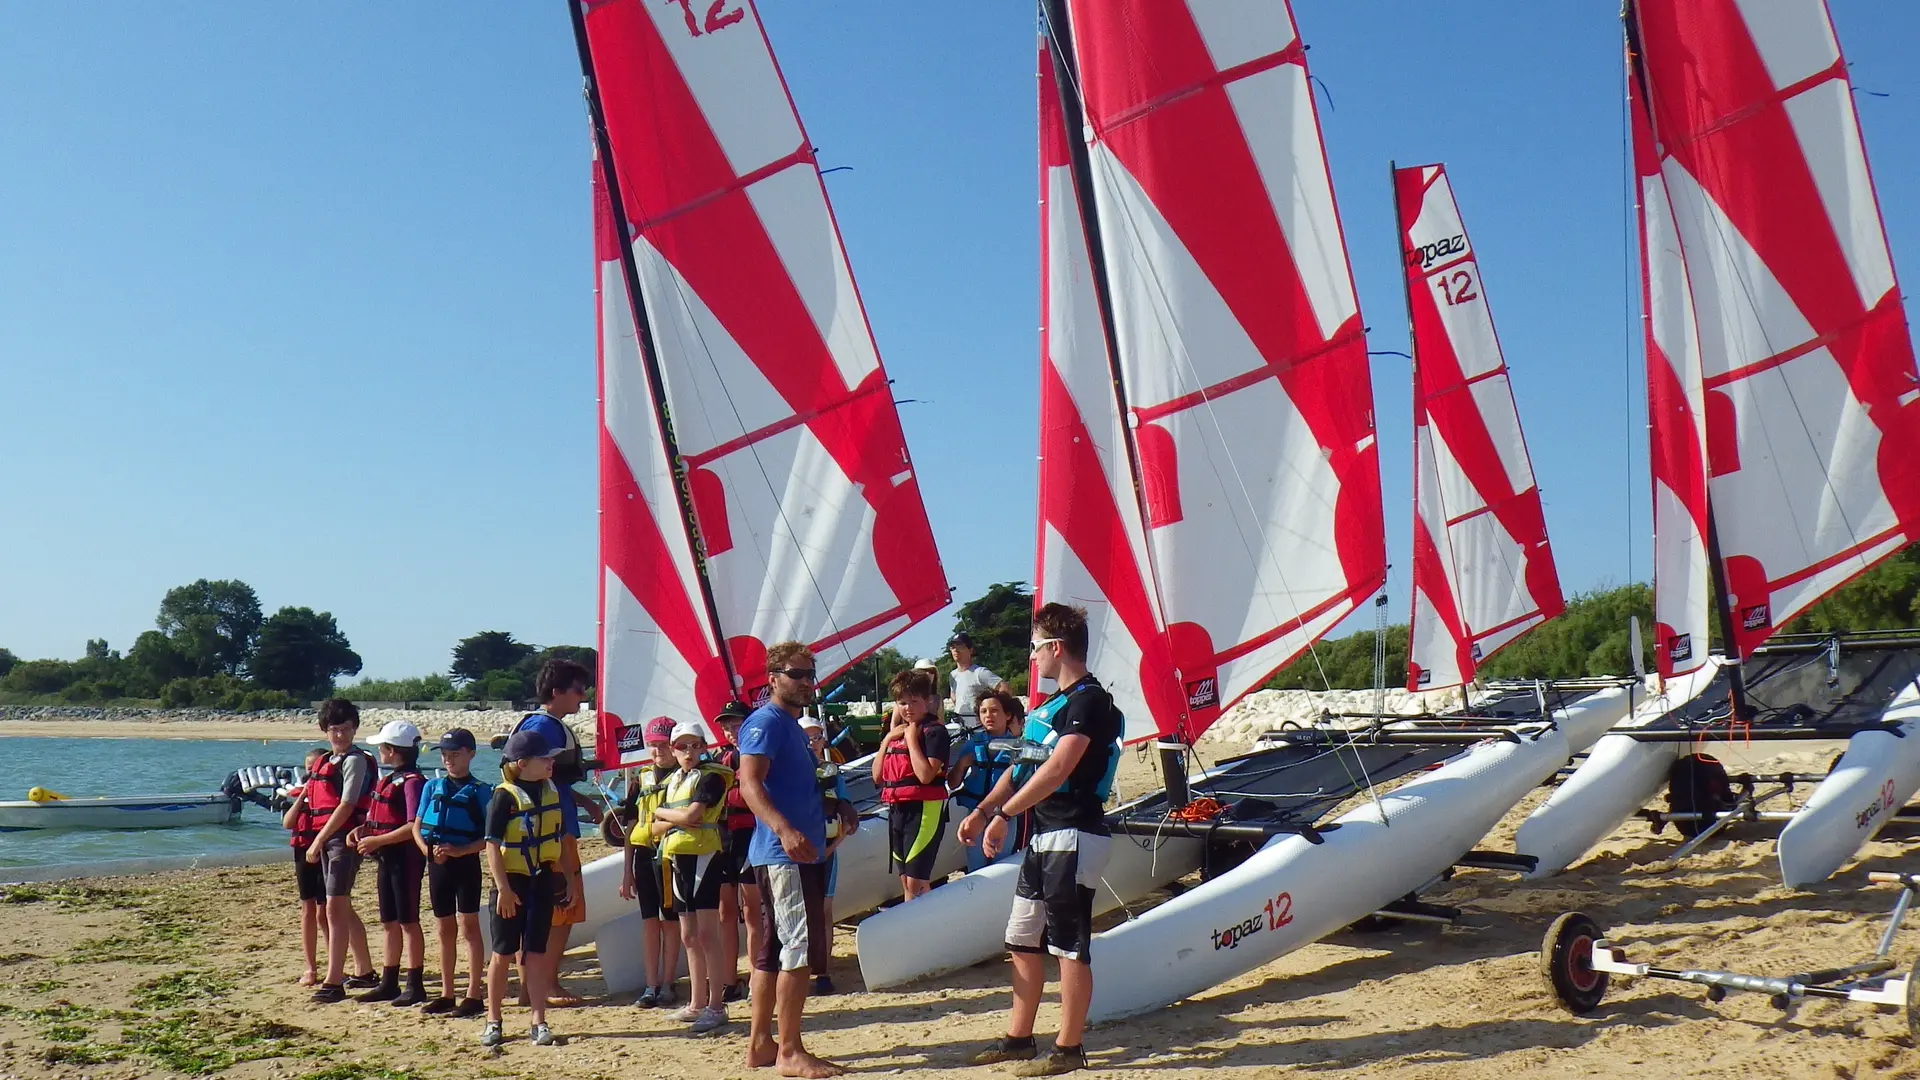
[619,25,876,671]
[1620,30,1637,587]
[1057,52,1351,698]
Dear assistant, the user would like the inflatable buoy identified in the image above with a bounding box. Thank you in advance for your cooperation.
[26,787,66,803]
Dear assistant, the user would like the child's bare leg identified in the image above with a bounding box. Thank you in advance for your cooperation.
[459,913,485,1000]
[662,919,682,993]
[739,883,763,984]
[404,923,425,971]
[642,916,662,988]
[486,952,510,1024]
[698,911,725,1009]
[300,901,321,984]
[526,949,550,1026]
[436,917,459,998]
[345,905,371,976]
[681,913,708,1009]
[384,923,403,970]
[323,896,354,983]
[718,885,740,988]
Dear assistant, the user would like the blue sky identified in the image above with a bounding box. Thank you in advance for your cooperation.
[3,3,1918,679]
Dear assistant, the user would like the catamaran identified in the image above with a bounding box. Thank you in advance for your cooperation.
[857,0,1633,1004]
[1516,0,1920,889]
[559,0,957,985]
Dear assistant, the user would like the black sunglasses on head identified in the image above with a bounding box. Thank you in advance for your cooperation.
[769,667,817,681]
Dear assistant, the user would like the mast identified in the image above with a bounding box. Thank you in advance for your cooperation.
[569,0,739,703]
[1037,0,1190,803]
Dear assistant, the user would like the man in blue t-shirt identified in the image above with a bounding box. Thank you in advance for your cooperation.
[734,642,838,1077]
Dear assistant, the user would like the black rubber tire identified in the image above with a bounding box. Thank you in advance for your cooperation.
[1906,953,1920,1044]
[599,812,629,849]
[1541,911,1610,1015]
[1667,754,1735,840]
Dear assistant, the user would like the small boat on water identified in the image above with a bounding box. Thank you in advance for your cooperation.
[0,792,241,832]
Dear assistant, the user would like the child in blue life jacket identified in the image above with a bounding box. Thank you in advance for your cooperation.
[950,690,1029,871]
[415,727,492,1017]
[618,716,683,1007]
[351,720,430,1006]
[282,747,330,986]
[483,728,571,1048]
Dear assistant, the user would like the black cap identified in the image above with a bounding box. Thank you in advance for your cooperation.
[437,728,477,753]
[502,728,557,762]
[947,632,973,648]
[714,701,751,724]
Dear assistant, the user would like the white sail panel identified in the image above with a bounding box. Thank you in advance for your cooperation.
[1395,163,1563,691]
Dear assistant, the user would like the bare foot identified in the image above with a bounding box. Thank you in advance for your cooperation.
[776,1049,845,1078]
[297,971,318,987]
[746,1039,778,1069]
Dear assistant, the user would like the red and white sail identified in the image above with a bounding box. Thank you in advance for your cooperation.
[583,0,947,767]
[1628,0,1920,671]
[1396,164,1564,692]
[1038,0,1385,742]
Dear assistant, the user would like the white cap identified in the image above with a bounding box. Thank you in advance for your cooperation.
[799,716,825,731]
[670,719,710,745]
[367,720,422,747]
[914,657,938,671]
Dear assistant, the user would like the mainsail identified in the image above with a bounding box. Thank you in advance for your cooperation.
[1628,0,1920,676]
[1395,164,1564,692]
[579,0,948,768]
[1036,0,1385,743]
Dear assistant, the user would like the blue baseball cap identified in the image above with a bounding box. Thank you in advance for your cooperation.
[502,728,559,762]
[437,728,477,753]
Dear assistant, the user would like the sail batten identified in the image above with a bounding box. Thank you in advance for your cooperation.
[1395,163,1563,692]
[1036,0,1383,743]
[582,0,946,767]
[1629,0,1920,670]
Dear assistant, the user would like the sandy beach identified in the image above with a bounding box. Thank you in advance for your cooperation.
[3,734,1918,1080]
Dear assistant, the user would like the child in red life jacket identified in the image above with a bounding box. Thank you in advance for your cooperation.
[873,668,950,901]
[283,747,330,986]
[711,700,759,1002]
[351,720,430,1006]
[307,699,379,1004]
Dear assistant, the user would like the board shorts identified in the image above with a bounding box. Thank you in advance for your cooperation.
[724,827,756,887]
[1005,828,1111,964]
[887,799,947,881]
[627,846,677,922]
[489,871,562,956]
[292,848,325,903]
[320,836,362,898]
[752,861,829,974]
[672,852,727,913]
[375,846,425,925]
[428,853,483,918]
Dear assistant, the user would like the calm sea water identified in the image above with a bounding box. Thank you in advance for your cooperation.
[0,737,503,869]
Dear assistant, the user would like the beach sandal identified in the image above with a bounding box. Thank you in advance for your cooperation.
[420,997,457,1016]
[310,983,346,1005]
[670,1002,703,1023]
[689,1006,728,1035]
[639,985,659,1007]
[452,998,486,1019]
[655,984,678,1007]
[343,972,381,991]
[968,1036,1038,1066]
[1013,1046,1088,1076]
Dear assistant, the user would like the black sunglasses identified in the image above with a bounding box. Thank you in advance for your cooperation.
[769,667,817,681]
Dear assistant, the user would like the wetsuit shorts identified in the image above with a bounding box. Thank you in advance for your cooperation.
[752,861,830,974]
[489,871,562,956]
[293,848,325,903]
[672,852,726,913]
[320,836,362,898]
[375,846,425,925]
[427,853,483,918]
[724,827,756,886]
[1005,828,1111,964]
[887,800,947,881]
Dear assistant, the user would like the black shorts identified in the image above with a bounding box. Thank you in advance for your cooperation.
[428,853,483,918]
[320,836,361,898]
[724,827,756,886]
[489,871,561,956]
[672,851,727,912]
[886,799,946,881]
[292,848,325,903]
[1005,829,1111,963]
[376,847,425,926]
[628,847,677,922]
[752,861,829,973]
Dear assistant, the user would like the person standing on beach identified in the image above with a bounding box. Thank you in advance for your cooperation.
[509,659,597,1006]
[306,698,379,1003]
[282,747,331,987]
[415,727,493,1018]
[950,689,1028,872]
[873,668,949,901]
[352,720,431,1006]
[737,643,841,1078]
[710,700,761,1002]
[959,604,1122,1077]
[945,633,1010,734]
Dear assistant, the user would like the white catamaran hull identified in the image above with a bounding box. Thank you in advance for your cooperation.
[1514,662,1720,877]
[0,794,239,832]
[1084,687,1628,1022]
[1777,685,1920,886]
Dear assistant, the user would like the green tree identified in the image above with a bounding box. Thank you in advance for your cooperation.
[821,645,912,704]
[250,607,363,701]
[128,630,195,691]
[0,648,17,678]
[338,674,463,703]
[532,645,598,678]
[0,660,77,696]
[452,631,535,684]
[469,669,532,703]
[1266,625,1408,691]
[950,581,1033,690]
[1482,583,1653,680]
[156,579,263,676]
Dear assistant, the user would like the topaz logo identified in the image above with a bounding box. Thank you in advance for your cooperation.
[1414,667,1433,687]
[1742,604,1771,632]
[615,725,646,753]
[1185,677,1219,710]
[1469,643,1483,661]
[1856,779,1898,830]
[750,685,772,708]
[1405,233,1467,270]
[1210,891,1294,951]
[1668,634,1693,663]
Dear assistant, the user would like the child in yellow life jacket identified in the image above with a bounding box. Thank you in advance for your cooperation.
[651,719,733,1035]
[352,720,430,1006]
[481,728,571,1049]
[617,716,683,1008]
[283,747,330,987]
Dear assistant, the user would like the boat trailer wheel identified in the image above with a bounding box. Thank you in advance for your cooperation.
[1541,911,1609,1015]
